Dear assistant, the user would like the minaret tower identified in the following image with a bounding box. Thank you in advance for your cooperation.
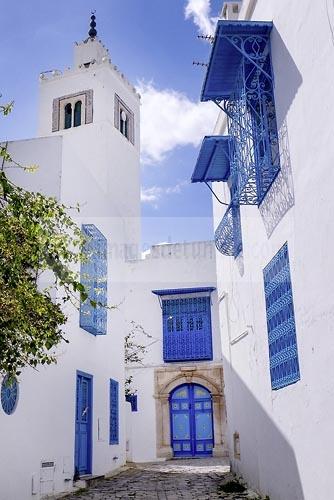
[38,13,141,254]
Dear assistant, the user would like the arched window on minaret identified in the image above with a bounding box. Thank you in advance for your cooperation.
[74,101,82,127]
[120,110,128,138]
[64,103,72,129]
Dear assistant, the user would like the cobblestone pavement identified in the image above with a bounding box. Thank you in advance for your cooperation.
[64,458,263,499]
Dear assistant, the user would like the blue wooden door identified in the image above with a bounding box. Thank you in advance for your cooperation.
[170,384,214,457]
[75,372,92,475]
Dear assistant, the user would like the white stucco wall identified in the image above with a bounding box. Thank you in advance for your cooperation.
[123,241,220,463]
[0,36,141,500]
[212,1,334,499]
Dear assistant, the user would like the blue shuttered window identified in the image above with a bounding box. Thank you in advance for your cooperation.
[80,224,107,335]
[109,379,119,445]
[263,243,300,390]
[162,296,213,362]
[125,394,138,412]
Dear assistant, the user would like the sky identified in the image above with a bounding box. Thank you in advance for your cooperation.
[0,0,222,250]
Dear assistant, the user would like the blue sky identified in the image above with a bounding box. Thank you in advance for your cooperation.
[0,0,222,249]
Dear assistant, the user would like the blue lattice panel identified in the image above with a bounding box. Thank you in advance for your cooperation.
[1,376,19,415]
[225,52,280,205]
[162,296,213,362]
[215,203,242,258]
[201,21,280,206]
[80,224,107,335]
[263,243,300,390]
[109,379,119,444]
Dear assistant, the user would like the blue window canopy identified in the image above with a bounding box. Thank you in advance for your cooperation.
[191,136,231,184]
[201,20,273,102]
[152,287,216,297]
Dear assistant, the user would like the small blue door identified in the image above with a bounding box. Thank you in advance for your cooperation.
[75,372,92,475]
[170,384,214,457]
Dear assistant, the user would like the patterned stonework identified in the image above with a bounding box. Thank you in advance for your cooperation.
[154,363,228,459]
[52,89,94,132]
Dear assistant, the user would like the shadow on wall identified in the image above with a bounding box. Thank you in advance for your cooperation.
[259,119,295,237]
[223,355,304,500]
[258,27,303,238]
[271,27,303,127]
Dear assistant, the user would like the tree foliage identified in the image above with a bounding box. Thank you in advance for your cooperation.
[0,103,90,378]
[124,321,152,396]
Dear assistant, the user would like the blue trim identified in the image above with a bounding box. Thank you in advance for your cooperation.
[125,394,138,412]
[191,136,231,183]
[162,295,213,362]
[109,379,119,445]
[215,201,242,258]
[152,287,215,296]
[263,243,300,390]
[1,376,19,415]
[80,224,108,336]
[74,370,93,476]
[201,20,273,102]
[169,383,214,457]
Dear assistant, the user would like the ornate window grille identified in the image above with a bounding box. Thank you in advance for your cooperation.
[263,243,300,390]
[1,376,19,415]
[201,21,280,206]
[214,201,242,257]
[152,289,214,362]
[80,224,107,335]
[109,379,119,444]
[191,135,243,257]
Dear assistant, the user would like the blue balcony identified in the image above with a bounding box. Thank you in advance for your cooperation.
[200,20,280,206]
[201,21,273,102]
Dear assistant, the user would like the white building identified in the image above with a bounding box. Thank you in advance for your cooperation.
[0,15,228,500]
[0,15,141,500]
[191,1,334,499]
[124,241,228,463]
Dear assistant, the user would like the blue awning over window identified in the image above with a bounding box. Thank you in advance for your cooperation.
[201,20,273,102]
[152,287,215,296]
[191,135,231,183]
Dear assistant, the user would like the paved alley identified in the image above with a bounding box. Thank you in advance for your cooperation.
[64,459,263,499]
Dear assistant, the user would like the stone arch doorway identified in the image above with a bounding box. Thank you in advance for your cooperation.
[170,383,214,457]
[154,364,227,458]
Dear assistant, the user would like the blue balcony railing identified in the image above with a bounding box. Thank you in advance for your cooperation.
[214,202,242,258]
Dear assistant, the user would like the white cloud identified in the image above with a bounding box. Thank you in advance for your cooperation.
[137,81,218,165]
[141,182,188,206]
[184,0,218,36]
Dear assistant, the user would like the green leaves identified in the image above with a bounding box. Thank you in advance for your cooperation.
[0,103,89,377]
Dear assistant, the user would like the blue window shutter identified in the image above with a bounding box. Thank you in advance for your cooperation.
[263,243,300,390]
[80,224,107,335]
[109,379,119,444]
[162,295,213,362]
[125,394,138,412]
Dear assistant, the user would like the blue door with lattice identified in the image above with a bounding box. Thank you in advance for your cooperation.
[170,384,214,457]
[75,372,92,476]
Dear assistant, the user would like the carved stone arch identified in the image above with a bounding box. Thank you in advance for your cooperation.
[154,364,228,459]
[159,373,222,398]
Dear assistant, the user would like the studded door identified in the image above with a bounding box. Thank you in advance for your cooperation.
[170,384,214,457]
